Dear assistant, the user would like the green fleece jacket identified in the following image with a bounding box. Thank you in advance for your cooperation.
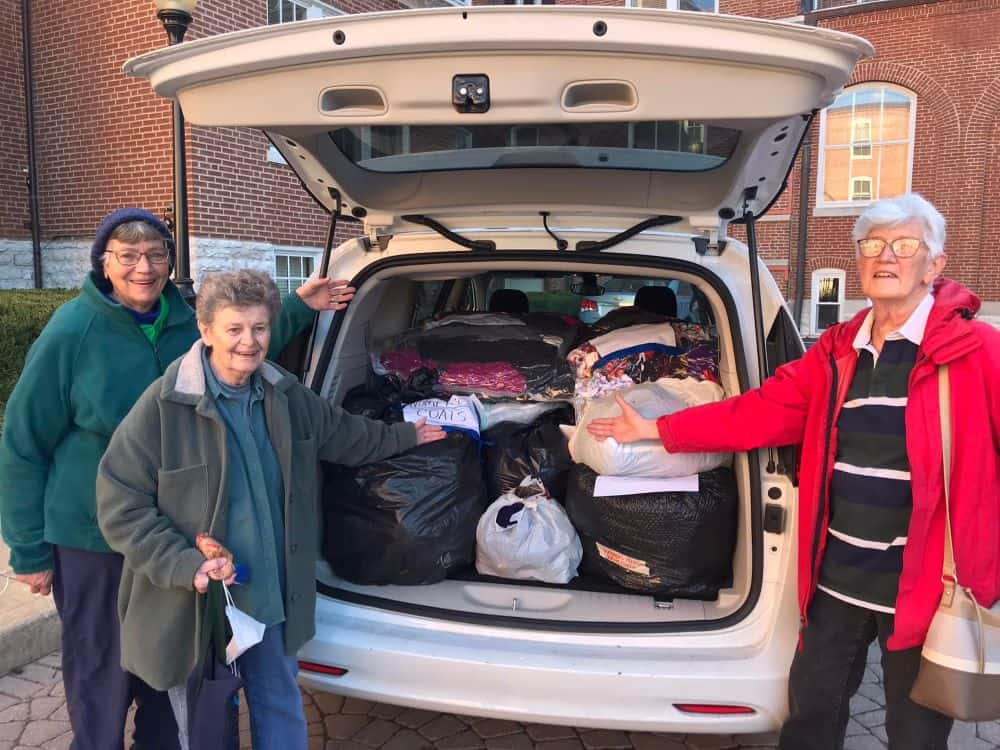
[0,273,315,573]
[96,341,417,690]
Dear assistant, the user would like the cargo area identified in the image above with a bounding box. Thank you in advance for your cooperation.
[310,255,762,629]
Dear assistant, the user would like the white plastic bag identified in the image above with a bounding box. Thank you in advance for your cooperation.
[563,378,730,478]
[476,477,582,584]
[223,584,266,665]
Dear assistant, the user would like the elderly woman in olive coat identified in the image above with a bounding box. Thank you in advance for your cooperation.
[97,270,444,749]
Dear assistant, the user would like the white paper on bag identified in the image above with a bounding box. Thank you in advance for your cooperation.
[403,395,483,436]
[593,474,699,497]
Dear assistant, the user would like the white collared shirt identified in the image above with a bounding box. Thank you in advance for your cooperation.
[852,292,934,365]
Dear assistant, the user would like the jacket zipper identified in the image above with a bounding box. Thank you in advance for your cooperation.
[803,352,839,633]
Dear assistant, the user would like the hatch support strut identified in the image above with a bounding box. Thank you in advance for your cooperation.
[744,201,779,473]
[301,194,344,386]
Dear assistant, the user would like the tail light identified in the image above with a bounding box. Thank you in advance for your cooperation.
[298,661,349,677]
[580,298,598,312]
[673,704,756,715]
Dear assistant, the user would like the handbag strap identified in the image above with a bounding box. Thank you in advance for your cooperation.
[939,365,988,673]
[938,365,957,586]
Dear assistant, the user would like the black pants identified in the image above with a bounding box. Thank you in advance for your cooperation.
[778,589,953,750]
[52,546,180,750]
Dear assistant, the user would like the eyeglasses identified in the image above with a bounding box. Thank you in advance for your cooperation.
[107,250,171,266]
[856,237,924,259]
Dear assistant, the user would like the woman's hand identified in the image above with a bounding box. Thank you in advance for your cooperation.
[296,278,356,312]
[585,394,660,444]
[14,570,53,596]
[414,418,447,445]
[193,557,236,593]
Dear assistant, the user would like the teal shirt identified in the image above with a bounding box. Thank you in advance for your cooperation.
[202,347,286,627]
[0,273,316,574]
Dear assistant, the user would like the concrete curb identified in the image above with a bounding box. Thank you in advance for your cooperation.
[0,607,61,677]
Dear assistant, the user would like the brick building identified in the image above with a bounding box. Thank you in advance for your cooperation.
[1,0,998,329]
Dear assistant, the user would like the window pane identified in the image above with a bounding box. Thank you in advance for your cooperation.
[276,255,288,276]
[821,147,852,202]
[679,0,715,9]
[282,0,294,23]
[268,0,281,25]
[295,3,307,20]
[290,256,302,277]
[817,303,839,330]
[818,276,840,303]
[876,142,909,198]
[303,257,314,276]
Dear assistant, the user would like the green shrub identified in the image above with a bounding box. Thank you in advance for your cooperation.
[0,289,77,427]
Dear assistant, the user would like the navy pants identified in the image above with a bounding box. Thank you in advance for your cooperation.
[778,589,953,750]
[52,546,180,750]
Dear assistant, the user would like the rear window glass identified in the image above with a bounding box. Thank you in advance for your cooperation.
[329,121,739,173]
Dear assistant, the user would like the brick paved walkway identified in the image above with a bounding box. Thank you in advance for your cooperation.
[0,646,997,749]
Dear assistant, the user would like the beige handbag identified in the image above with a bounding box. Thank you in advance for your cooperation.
[909,365,1000,721]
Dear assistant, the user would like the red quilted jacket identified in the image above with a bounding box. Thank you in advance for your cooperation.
[657,278,1000,650]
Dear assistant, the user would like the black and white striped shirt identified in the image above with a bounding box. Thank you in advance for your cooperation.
[817,293,934,613]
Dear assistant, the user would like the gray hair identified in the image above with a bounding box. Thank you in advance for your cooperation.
[851,194,946,257]
[196,270,282,326]
[101,220,168,264]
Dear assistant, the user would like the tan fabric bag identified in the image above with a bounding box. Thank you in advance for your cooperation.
[909,366,1000,721]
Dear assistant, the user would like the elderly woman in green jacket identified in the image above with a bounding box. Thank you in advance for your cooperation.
[96,270,445,750]
[0,208,353,750]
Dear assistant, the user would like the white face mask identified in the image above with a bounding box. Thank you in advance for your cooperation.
[223,584,266,665]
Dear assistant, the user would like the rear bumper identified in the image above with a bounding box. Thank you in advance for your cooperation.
[297,587,797,733]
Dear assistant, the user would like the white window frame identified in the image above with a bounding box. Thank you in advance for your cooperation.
[268,0,345,26]
[815,83,917,216]
[624,0,718,11]
[810,268,846,336]
[850,116,872,159]
[274,250,321,296]
[851,176,872,201]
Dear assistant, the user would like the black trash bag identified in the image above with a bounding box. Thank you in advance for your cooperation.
[323,432,488,585]
[565,463,737,600]
[483,407,574,501]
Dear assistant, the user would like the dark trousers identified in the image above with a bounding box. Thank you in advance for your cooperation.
[779,589,953,750]
[52,546,181,750]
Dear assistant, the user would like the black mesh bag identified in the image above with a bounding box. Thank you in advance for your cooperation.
[565,463,737,599]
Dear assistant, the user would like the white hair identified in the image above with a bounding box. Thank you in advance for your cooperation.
[851,194,946,257]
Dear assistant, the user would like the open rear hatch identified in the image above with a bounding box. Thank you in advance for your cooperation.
[124,6,872,237]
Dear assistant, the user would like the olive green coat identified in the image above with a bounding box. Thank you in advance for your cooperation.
[97,341,416,690]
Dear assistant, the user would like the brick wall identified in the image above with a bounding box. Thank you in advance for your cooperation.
[0,1,28,240]
[715,0,1000,321]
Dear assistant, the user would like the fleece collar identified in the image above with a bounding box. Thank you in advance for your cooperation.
[161,340,295,405]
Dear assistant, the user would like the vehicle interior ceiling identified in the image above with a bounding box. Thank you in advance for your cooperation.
[317,257,754,623]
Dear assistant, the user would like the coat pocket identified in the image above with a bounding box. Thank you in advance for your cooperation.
[157,464,211,537]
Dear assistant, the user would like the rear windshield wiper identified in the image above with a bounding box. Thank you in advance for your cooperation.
[576,215,682,252]
[401,215,496,251]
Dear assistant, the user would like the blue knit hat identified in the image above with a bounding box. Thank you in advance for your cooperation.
[91,208,174,292]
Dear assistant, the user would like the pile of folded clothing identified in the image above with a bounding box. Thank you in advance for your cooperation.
[373,312,582,401]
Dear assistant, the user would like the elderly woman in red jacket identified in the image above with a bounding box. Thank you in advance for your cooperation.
[588,193,1000,750]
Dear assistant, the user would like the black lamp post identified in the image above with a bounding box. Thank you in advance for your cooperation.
[154,0,197,303]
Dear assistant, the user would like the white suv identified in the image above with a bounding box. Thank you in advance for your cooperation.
[127,7,871,733]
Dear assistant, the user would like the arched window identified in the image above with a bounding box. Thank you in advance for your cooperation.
[810,268,846,336]
[815,84,916,215]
